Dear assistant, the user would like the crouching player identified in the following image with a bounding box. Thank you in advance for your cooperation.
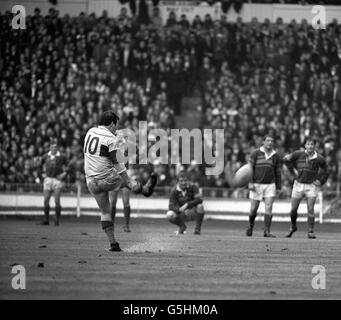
[283,138,329,239]
[166,171,205,235]
[84,111,157,251]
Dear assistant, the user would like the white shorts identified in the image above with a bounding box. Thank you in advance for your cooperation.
[249,183,276,201]
[292,180,320,199]
[43,177,63,191]
[86,171,123,195]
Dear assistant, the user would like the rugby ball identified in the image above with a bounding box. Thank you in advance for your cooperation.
[225,163,253,188]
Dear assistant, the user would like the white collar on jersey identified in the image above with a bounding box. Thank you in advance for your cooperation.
[48,151,60,158]
[98,125,113,133]
[260,146,276,160]
[176,184,188,194]
[305,150,317,160]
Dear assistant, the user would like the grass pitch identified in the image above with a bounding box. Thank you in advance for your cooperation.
[0,217,340,299]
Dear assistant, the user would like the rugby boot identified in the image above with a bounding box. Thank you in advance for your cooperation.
[246,224,253,236]
[285,225,298,238]
[176,224,187,235]
[264,231,276,238]
[123,225,131,232]
[39,205,50,225]
[308,231,317,239]
[109,242,122,252]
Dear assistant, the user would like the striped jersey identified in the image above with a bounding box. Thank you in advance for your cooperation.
[249,147,282,189]
[83,126,126,179]
[42,151,67,178]
[284,150,329,185]
[169,183,202,213]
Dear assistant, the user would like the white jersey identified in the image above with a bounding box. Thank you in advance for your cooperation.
[84,126,126,179]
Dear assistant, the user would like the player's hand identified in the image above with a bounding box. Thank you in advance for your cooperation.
[248,183,255,192]
[313,180,321,187]
[179,203,188,213]
[56,172,67,181]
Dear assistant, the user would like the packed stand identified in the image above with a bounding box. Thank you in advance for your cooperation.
[0,6,340,197]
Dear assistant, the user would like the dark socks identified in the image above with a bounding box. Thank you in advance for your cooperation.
[43,205,50,222]
[290,209,298,228]
[308,216,315,233]
[249,211,257,228]
[195,212,204,232]
[124,206,131,227]
[264,214,273,233]
[55,205,61,225]
[101,221,116,245]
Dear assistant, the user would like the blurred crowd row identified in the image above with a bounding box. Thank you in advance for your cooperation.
[0,6,340,196]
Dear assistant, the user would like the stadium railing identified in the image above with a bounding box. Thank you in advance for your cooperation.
[0,182,339,223]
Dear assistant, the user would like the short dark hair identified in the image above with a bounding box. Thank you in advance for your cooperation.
[304,137,316,145]
[263,133,275,141]
[99,110,120,126]
[177,170,189,180]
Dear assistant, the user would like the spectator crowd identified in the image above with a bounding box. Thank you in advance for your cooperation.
[0,5,340,196]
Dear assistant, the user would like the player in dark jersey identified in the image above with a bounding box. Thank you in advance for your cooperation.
[166,171,205,235]
[40,142,68,226]
[283,138,329,239]
[246,134,282,237]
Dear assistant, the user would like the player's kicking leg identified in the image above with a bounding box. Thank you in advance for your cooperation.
[93,190,122,252]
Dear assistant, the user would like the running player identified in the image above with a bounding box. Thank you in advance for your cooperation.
[283,138,329,239]
[40,142,68,226]
[84,110,157,251]
[166,171,205,235]
[246,134,282,237]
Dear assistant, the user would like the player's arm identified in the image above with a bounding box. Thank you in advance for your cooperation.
[41,155,47,178]
[169,189,180,213]
[56,156,68,180]
[275,155,282,191]
[282,151,298,177]
[314,157,329,186]
[187,185,203,209]
[247,150,257,189]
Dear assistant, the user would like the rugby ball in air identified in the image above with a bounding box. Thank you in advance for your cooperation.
[225,163,253,188]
